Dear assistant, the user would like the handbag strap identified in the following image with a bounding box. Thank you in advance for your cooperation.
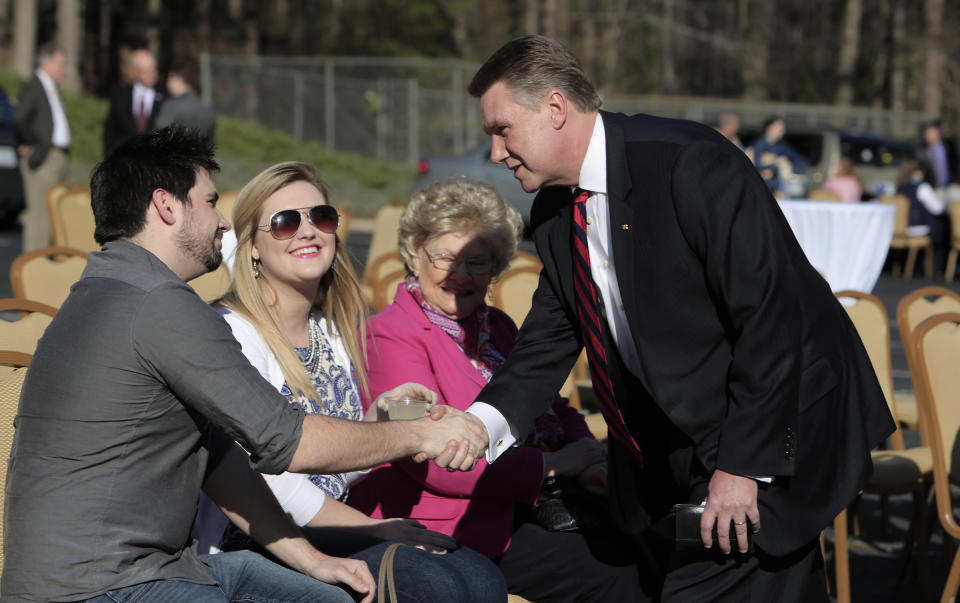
[377,542,403,603]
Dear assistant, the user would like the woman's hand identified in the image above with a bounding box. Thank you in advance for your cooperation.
[363,518,457,553]
[577,462,609,496]
[302,553,376,603]
[543,438,606,479]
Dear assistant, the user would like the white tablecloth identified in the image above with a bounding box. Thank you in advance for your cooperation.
[777,200,895,294]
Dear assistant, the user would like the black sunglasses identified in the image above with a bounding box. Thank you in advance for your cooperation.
[257,205,339,239]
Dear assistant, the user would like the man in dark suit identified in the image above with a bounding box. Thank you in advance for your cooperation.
[463,35,895,601]
[14,42,70,252]
[103,48,162,157]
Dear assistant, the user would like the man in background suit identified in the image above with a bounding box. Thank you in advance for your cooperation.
[463,35,895,601]
[14,42,70,252]
[103,48,162,157]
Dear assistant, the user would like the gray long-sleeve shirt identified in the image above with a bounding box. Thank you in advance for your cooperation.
[2,240,305,602]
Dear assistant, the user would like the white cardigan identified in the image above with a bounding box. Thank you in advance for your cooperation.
[193,310,361,553]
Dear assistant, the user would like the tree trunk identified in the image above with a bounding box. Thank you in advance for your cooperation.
[741,0,773,101]
[146,0,161,58]
[835,0,863,106]
[922,0,944,115]
[0,0,10,66]
[890,0,905,118]
[56,0,82,92]
[662,0,676,94]
[601,0,628,94]
[13,0,37,78]
[197,0,211,51]
[522,0,538,35]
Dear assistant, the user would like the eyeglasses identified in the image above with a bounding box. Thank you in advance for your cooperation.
[423,248,494,276]
[257,205,339,239]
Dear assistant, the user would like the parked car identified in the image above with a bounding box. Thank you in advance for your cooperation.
[413,142,536,228]
[743,128,914,199]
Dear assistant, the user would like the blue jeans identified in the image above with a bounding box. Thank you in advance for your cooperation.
[83,550,354,602]
[302,527,507,603]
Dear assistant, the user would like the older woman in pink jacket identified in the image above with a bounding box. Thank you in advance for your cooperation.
[350,177,649,603]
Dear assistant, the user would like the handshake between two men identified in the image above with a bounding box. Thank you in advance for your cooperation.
[287,382,490,477]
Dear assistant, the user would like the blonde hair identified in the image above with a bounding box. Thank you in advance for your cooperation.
[399,176,523,280]
[220,161,369,402]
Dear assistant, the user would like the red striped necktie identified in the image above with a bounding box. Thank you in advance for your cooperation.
[572,188,644,464]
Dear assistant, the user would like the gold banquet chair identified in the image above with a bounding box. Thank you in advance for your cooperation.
[363,201,406,278]
[490,254,582,410]
[910,313,960,603]
[47,184,97,253]
[187,263,232,304]
[945,202,960,283]
[896,286,960,440]
[878,194,934,280]
[0,298,57,356]
[10,246,88,309]
[361,250,407,313]
[834,290,933,599]
[808,187,842,202]
[0,366,29,577]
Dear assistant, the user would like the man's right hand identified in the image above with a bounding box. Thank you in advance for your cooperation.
[411,405,488,471]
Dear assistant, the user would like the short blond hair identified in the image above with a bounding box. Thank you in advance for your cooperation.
[399,176,523,281]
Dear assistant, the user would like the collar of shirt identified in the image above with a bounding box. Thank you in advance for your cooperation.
[36,68,56,91]
[133,82,156,108]
[577,113,607,195]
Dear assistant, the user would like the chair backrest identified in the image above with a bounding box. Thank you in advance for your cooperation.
[877,194,910,236]
[808,188,842,202]
[911,312,960,540]
[491,266,543,329]
[0,299,58,357]
[49,186,96,253]
[10,247,88,309]
[897,287,960,363]
[187,263,232,304]
[509,250,541,271]
[0,366,28,573]
[362,250,407,312]
[336,207,352,243]
[364,201,406,276]
[217,190,240,227]
[835,290,904,449]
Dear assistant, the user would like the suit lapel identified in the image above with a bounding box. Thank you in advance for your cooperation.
[602,113,640,342]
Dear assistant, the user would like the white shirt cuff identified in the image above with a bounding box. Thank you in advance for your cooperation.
[750,476,774,483]
[466,401,516,463]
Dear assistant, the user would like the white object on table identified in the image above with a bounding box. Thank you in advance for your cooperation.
[778,200,895,294]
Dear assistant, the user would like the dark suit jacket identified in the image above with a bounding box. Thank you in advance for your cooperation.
[103,84,163,157]
[14,75,56,170]
[477,110,895,557]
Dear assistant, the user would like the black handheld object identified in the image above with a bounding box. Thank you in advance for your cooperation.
[672,503,754,553]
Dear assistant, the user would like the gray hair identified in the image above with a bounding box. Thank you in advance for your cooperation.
[468,35,601,113]
[399,177,523,280]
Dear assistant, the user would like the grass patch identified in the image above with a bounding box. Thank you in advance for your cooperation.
[1,69,416,217]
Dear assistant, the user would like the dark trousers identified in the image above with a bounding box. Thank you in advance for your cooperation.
[495,519,657,602]
[660,537,828,602]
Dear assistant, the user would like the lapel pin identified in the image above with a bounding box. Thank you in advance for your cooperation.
[621,224,630,230]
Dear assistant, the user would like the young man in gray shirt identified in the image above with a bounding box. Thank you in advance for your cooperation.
[1,126,489,602]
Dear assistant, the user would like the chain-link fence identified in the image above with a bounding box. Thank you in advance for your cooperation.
[202,53,933,167]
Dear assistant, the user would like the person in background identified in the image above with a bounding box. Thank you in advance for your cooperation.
[192,162,506,602]
[922,121,952,189]
[103,48,163,157]
[822,156,863,202]
[156,57,216,146]
[1,126,487,603]
[14,42,70,252]
[746,116,809,196]
[715,112,742,150]
[351,177,651,602]
[897,159,948,272]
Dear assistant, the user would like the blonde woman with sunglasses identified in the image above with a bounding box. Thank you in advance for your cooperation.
[193,162,506,602]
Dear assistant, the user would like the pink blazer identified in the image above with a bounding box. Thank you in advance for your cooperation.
[350,282,592,558]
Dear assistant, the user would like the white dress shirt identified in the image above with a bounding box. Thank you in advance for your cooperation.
[470,114,643,461]
[132,82,157,122]
[36,69,70,148]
